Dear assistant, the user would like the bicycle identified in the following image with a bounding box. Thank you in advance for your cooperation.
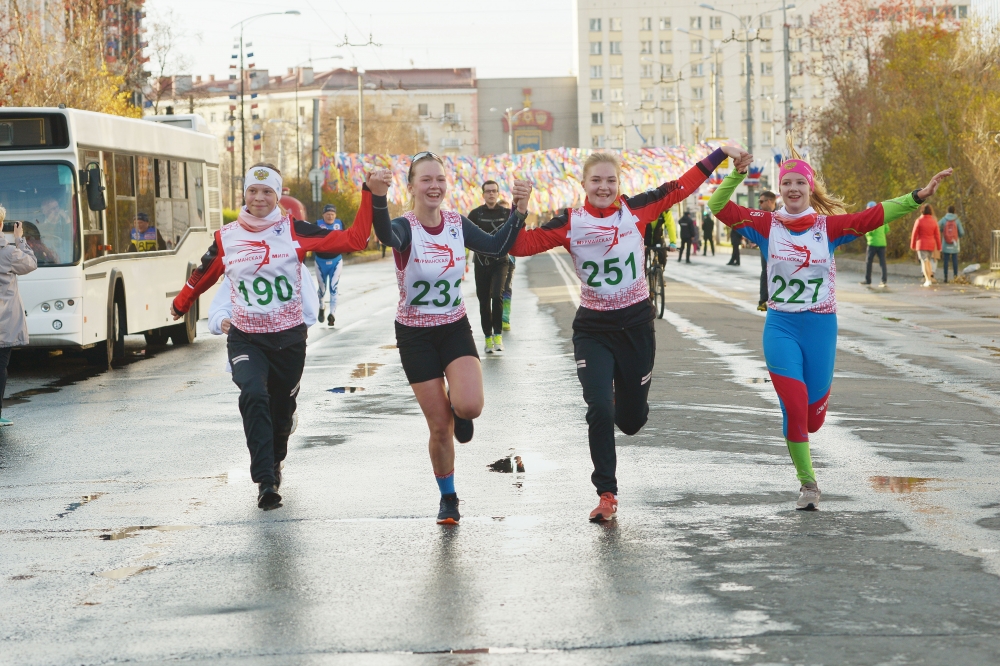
[645,243,666,319]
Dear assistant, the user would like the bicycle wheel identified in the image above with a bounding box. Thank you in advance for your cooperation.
[652,266,666,319]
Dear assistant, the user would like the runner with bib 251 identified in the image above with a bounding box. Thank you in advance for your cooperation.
[509,145,749,523]
[372,151,531,525]
[709,138,952,512]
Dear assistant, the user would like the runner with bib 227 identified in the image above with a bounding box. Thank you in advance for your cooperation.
[508,145,750,523]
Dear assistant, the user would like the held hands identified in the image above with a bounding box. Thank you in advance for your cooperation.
[366,168,393,197]
[917,168,953,200]
[721,145,753,174]
[511,179,532,214]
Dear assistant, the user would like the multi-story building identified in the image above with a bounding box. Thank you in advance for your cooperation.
[477,77,579,154]
[574,0,975,160]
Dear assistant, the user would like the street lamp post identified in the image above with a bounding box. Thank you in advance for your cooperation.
[230,10,300,187]
[491,107,530,154]
[642,56,697,146]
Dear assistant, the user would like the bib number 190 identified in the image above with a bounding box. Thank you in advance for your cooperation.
[238,276,294,306]
[410,279,463,307]
[771,276,824,304]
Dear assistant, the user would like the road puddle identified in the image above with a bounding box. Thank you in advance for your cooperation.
[300,435,346,448]
[56,493,104,518]
[328,386,365,393]
[884,317,902,322]
[380,344,397,349]
[488,455,525,473]
[99,525,196,540]
[870,476,942,493]
[97,565,156,580]
[350,362,383,378]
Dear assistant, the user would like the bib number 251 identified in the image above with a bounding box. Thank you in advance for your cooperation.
[410,279,463,307]
[771,276,824,304]
[581,253,637,287]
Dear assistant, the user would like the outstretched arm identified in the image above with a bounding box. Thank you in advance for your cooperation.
[171,235,226,318]
[509,212,570,256]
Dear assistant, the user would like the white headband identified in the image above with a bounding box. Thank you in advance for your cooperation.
[244,166,282,196]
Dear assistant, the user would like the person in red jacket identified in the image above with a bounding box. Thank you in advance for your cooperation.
[509,145,749,522]
[910,204,942,287]
[170,162,390,510]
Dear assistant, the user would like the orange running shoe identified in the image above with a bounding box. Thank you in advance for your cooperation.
[589,492,618,522]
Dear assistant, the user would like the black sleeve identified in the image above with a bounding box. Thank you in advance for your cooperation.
[462,209,525,257]
[293,219,330,238]
[195,239,220,274]
[541,210,570,230]
[467,207,479,225]
[371,193,412,251]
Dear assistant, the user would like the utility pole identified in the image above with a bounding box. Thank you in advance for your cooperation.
[357,71,365,153]
[307,98,323,220]
[783,3,792,137]
[336,116,344,153]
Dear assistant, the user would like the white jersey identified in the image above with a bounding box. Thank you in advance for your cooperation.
[568,204,649,311]
[395,210,468,327]
[766,215,836,314]
[219,219,304,333]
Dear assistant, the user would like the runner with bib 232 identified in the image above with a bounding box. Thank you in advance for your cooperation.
[372,151,532,525]
[709,139,952,511]
[509,145,749,523]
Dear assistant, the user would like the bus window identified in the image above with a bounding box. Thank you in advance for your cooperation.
[170,161,189,246]
[191,163,206,227]
[130,156,163,252]
[156,159,169,198]
[112,154,137,255]
[0,163,80,265]
[102,152,117,250]
[170,161,187,199]
[81,149,103,261]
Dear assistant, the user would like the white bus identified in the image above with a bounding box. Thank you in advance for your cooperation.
[0,108,223,365]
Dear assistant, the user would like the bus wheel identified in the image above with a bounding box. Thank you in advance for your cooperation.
[169,301,197,346]
[90,295,125,368]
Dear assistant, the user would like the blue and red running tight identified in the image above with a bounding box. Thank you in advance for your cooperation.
[762,310,837,442]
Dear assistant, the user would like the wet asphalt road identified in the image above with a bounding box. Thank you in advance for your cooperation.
[3,250,1000,665]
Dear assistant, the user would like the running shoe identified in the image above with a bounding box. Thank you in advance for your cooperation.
[922,280,932,287]
[318,307,325,323]
[796,482,821,511]
[327,314,336,326]
[274,465,282,490]
[878,282,887,288]
[437,493,461,524]
[589,492,618,522]
[257,483,282,510]
[453,409,474,443]
[502,322,511,332]
[493,334,504,352]
[756,302,767,312]
[485,335,495,354]
[0,417,12,427]
[859,281,871,286]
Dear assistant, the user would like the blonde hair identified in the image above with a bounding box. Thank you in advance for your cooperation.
[784,135,847,216]
[582,152,622,181]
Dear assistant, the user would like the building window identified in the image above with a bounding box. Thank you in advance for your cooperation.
[609,41,622,55]
[662,109,675,124]
[660,86,674,100]
[610,64,623,78]
[640,41,652,54]
[762,108,772,122]
[692,87,704,100]
[591,88,604,101]
[642,110,654,124]
[589,18,602,31]
[641,87,654,101]
[660,64,673,78]
[610,88,624,101]
[592,135,606,148]
[609,17,622,31]
[590,65,603,78]
[790,86,802,98]
[209,112,216,122]
[640,64,654,78]
[760,62,773,76]
[659,17,672,30]
[690,63,704,77]
[760,15,773,28]
[659,40,672,54]
[761,38,772,52]
[710,16,722,29]
[444,103,456,114]
[610,111,623,125]
[691,39,703,53]
[591,112,604,125]
[590,41,602,55]
[640,17,652,31]
[690,16,702,30]
[418,103,429,116]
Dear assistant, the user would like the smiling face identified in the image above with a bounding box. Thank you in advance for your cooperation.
[408,159,448,212]
[779,174,812,214]
[584,162,619,209]
[245,184,277,217]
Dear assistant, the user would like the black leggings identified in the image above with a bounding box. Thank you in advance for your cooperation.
[0,347,10,416]
[228,329,306,485]
[573,322,656,495]
[474,260,509,336]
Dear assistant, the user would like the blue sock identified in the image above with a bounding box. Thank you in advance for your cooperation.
[435,470,456,496]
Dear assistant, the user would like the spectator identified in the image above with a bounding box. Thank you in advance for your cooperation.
[0,205,38,426]
[727,226,742,266]
[861,201,889,288]
[938,205,964,283]
[910,204,941,287]
[677,210,696,264]
[701,210,715,256]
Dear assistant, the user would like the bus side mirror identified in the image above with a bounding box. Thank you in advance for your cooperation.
[85,163,106,212]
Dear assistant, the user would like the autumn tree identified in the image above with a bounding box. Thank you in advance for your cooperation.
[319,96,424,158]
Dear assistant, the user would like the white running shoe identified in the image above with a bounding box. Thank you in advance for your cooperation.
[796,482,821,511]
[484,336,495,354]
[922,280,932,287]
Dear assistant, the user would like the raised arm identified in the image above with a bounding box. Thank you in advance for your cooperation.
[509,212,570,257]
[624,147,732,227]
[706,170,771,247]
[462,209,526,257]
[297,188,373,255]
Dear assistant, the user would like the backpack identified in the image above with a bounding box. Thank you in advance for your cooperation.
[944,219,958,244]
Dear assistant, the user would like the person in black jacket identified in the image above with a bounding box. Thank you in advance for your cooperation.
[677,210,696,263]
[701,210,715,256]
[467,180,512,353]
[727,226,742,265]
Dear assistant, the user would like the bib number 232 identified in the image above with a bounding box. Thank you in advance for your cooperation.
[771,276,824,304]
[410,279,463,307]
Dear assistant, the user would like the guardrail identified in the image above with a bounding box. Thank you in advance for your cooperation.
[992,230,1000,272]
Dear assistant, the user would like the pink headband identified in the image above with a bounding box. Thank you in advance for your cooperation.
[779,159,815,191]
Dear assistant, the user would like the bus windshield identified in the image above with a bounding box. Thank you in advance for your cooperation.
[0,163,79,266]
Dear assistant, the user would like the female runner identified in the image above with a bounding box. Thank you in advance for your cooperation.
[509,144,749,522]
[171,163,391,510]
[372,152,531,525]
[709,144,951,510]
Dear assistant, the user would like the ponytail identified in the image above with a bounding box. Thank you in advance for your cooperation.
[784,134,847,216]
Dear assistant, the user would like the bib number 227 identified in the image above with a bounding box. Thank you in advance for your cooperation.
[771,276,824,304]
[410,279,463,307]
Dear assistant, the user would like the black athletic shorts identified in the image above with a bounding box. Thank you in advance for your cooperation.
[395,315,480,385]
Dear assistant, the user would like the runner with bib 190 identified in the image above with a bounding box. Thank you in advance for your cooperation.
[509,145,749,522]
[170,163,391,511]
[709,140,952,511]
[372,151,532,525]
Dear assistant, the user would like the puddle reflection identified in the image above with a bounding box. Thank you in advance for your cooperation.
[99,525,196,540]
[350,362,383,379]
[328,387,365,394]
[56,493,104,518]
[487,455,525,473]
[870,476,942,493]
